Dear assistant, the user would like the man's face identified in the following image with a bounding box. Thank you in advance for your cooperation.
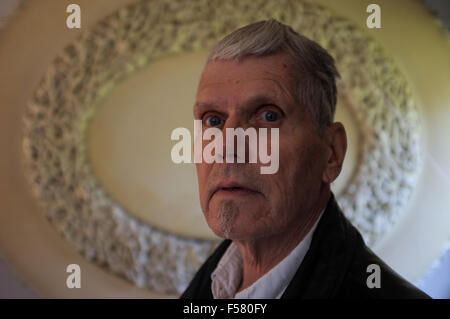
[194,52,329,241]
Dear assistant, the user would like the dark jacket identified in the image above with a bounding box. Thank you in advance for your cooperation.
[180,193,430,299]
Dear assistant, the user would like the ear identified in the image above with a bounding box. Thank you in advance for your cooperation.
[322,122,347,184]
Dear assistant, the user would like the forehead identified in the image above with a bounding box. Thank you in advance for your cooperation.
[195,53,296,109]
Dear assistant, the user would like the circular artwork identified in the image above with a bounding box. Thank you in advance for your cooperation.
[22,0,422,295]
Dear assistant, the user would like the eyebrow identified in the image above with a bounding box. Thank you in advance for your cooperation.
[194,93,285,116]
[193,101,220,115]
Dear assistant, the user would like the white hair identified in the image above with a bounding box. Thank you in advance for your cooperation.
[207,19,340,134]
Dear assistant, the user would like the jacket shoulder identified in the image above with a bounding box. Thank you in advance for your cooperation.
[336,230,431,299]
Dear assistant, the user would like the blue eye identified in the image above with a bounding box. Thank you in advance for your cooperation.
[205,115,222,127]
[261,110,278,122]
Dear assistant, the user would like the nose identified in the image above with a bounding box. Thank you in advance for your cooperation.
[218,115,253,164]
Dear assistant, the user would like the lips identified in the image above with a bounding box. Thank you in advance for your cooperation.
[211,181,259,199]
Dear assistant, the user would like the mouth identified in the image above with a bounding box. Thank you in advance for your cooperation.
[211,181,260,199]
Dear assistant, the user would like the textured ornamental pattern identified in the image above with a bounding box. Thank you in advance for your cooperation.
[22,0,422,295]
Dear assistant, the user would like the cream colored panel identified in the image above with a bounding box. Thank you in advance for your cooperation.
[87,51,358,238]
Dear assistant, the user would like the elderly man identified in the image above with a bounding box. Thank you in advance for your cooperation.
[181,19,429,299]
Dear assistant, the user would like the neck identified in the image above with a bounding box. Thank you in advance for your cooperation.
[234,188,330,293]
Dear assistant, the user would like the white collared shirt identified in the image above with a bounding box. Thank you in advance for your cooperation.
[211,210,324,299]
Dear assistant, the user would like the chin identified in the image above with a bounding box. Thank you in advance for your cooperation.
[206,217,236,239]
[206,199,269,239]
